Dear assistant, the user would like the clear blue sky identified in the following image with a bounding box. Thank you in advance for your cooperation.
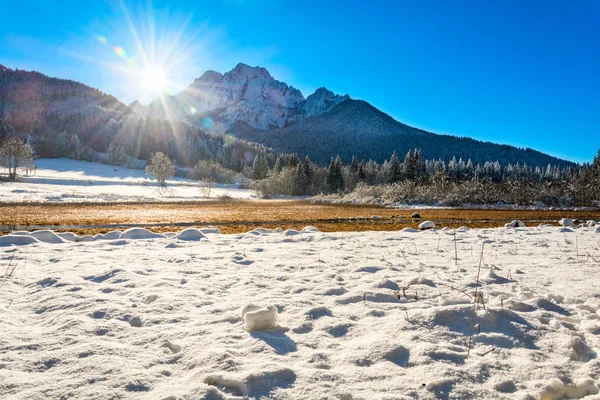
[1,0,598,162]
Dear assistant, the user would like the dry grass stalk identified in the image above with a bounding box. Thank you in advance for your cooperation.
[468,238,486,356]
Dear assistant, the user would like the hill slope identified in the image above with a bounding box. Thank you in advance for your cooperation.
[0,65,269,170]
[232,99,573,167]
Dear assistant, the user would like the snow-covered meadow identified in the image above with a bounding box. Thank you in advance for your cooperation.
[0,158,254,203]
[2,225,600,399]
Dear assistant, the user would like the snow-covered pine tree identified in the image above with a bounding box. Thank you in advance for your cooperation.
[388,151,402,183]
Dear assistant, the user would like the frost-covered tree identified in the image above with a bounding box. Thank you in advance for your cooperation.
[107,143,128,166]
[0,137,35,181]
[146,152,174,185]
[388,151,402,183]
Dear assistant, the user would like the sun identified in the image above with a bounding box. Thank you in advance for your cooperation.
[141,67,168,93]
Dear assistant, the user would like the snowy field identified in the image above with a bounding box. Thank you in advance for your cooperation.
[2,225,600,399]
[0,159,254,203]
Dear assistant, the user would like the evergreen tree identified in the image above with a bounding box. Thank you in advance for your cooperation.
[388,151,402,183]
[350,156,359,174]
[294,164,308,195]
[273,155,283,173]
[303,156,313,186]
[252,154,269,180]
[327,156,345,193]
[358,162,366,182]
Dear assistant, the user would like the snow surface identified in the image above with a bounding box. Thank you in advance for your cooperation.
[0,158,254,203]
[2,226,600,399]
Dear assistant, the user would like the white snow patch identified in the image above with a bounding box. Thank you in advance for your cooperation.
[0,158,254,203]
[505,220,525,228]
[560,218,576,227]
[418,221,436,230]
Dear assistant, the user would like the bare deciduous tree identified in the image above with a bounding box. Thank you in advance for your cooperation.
[0,138,35,181]
[145,152,174,185]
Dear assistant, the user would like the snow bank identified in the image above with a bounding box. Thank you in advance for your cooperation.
[242,304,278,331]
[58,232,78,242]
[98,230,122,240]
[199,227,221,234]
[175,228,207,241]
[29,230,64,244]
[8,231,31,236]
[119,228,166,240]
[0,235,39,246]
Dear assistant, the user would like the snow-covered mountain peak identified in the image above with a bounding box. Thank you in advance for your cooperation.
[143,63,350,131]
[227,62,272,80]
[195,70,223,84]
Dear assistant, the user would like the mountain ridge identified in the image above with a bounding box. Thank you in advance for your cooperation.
[134,62,575,167]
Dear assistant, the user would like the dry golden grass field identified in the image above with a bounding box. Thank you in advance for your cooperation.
[2,200,599,235]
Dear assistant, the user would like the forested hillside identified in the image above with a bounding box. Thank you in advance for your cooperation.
[0,65,270,171]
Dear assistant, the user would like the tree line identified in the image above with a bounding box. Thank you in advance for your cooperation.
[251,149,600,206]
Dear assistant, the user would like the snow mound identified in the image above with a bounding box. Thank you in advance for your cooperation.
[283,229,301,236]
[301,226,319,233]
[250,228,273,235]
[457,226,470,232]
[29,230,64,244]
[560,218,576,227]
[570,337,596,362]
[119,228,166,240]
[540,378,599,399]
[505,220,525,228]
[77,235,96,242]
[586,220,597,227]
[0,235,40,246]
[58,232,78,242]
[175,228,207,241]
[8,231,31,236]
[401,227,418,233]
[595,226,600,234]
[200,227,221,234]
[418,221,436,230]
[242,304,278,331]
[99,231,122,240]
[559,227,575,233]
